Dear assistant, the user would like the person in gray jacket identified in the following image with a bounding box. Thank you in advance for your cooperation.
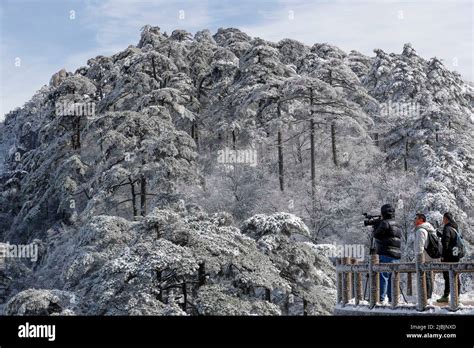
[414,213,440,299]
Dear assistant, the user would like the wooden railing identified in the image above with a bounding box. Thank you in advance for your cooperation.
[336,254,474,312]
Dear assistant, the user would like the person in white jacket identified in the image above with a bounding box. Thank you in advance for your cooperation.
[414,213,439,299]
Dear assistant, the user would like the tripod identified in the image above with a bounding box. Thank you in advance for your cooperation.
[363,236,407,303]
[363,273,408,303]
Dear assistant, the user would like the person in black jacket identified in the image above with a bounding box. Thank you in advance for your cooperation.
[373,204,402,303]
[437,212,461,303]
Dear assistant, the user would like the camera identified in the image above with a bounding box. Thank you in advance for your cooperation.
[363,213,382,227]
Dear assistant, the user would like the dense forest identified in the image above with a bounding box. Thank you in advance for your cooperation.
[0,26,472,315]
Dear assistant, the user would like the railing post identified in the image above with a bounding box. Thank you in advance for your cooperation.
[429,271,434,299]
[416,253,427,311]
[341,258,349,306]
[336,258,342,304]
[391,270,400,308]
[369,254,379,308]
[449,270,459,311]
[406,272,413,296]
[344,257,352,302]
[353,259,362,306]
[349,258,355,299]
[429,271,434,285]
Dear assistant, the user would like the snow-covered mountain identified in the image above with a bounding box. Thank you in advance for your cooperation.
[0,26,472,315]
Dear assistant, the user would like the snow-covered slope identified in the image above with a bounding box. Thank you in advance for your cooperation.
[0,26,472,315]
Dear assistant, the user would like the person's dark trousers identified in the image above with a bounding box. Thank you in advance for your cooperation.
[443,271,461,298]
[442,257,461,298]
[426,271,433,299]
[379,254,398,302]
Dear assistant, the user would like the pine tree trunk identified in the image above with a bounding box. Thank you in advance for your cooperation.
[277,103,284,192]
[198,262,206,287]
[232,129,236,150]
[151,56,159,84]
[278,130,284,192]
[191,121,199,150]
[310,119,316,225]
[75,127,81,149]
[265,288,271,302]
[140,175,147,217]
[71,134,76,150]
[310,88,316,196]
[181,281,187,312]
[296,137,303,164]
[284,294,290,315]
[404,138,409,171]
[309,88,316,227]
[303,298,308,316]
[129,177,137,217]
[72,117,81,149]
[99,131,104,153]
[195,122,199,150]
[156,270,163,302]
[331,123,338,167]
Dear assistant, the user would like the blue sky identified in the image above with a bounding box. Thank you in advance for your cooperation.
[1,0,472,120]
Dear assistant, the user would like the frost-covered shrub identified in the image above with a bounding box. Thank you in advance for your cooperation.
[5,289,77,315]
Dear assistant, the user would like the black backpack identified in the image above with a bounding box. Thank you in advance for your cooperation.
[451,228,465,259]
[425,231,442,258]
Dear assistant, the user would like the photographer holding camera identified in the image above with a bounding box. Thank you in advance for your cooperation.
[372,204,402,304]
